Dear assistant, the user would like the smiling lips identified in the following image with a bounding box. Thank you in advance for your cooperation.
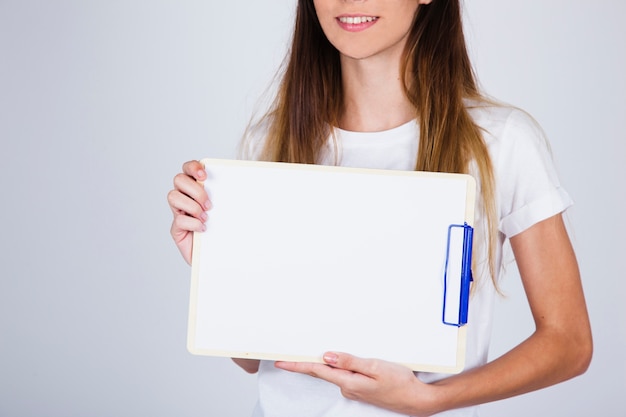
[337,15,379,32]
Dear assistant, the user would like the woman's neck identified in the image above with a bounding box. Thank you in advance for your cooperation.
[338,53,415,133]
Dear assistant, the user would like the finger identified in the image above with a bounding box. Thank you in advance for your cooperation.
[172,173,211,211]
[275,360,367,387]
[167,190,209,224]
[171,213,206,239]
[182,160,207,181]
[323,352,381,378]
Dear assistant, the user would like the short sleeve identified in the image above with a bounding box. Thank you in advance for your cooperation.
[495,109,573,237]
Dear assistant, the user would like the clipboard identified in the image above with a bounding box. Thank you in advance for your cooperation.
[187,159,476,373]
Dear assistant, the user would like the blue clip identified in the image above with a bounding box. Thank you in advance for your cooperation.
[442,223,474,327]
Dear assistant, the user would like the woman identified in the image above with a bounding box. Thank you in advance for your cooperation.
[167,0,592,415]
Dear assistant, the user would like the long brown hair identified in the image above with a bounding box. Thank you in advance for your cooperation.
[248,0,497,284]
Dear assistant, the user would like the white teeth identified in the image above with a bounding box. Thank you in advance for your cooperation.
[339,16,377,24]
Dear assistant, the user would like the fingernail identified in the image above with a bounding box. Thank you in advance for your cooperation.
[323,352,338,365]
[204,201,212,210]
[197,170,206,179]
[200,212,208,222]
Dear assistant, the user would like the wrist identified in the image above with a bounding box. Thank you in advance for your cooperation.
[404,375,451,417]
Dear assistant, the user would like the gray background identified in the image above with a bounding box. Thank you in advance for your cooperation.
[1,0,624,416]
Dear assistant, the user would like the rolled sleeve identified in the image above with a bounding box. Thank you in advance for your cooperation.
[494,109,573,238]
[500,186,573,237]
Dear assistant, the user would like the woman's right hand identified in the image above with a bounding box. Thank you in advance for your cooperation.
[169,162,261,374]
[167,160,212,265]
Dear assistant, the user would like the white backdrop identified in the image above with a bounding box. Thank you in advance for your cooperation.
[1,1,624,416]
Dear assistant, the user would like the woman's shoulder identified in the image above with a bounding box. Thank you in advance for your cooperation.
[465,98,547,148]
[237,115,272,161]
[465,98,534,129]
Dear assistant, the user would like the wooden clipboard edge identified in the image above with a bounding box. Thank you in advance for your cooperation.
[198,158,478,187]
[187,158,476,374]
[187,326,466,373]
[464,175,476,228]
[187,233,200,354]
[186,171,207,355]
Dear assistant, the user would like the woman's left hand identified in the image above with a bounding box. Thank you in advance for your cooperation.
[275,216,592,416]
[275,352,440,416]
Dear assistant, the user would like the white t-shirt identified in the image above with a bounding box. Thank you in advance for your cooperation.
[249,104,573,417]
